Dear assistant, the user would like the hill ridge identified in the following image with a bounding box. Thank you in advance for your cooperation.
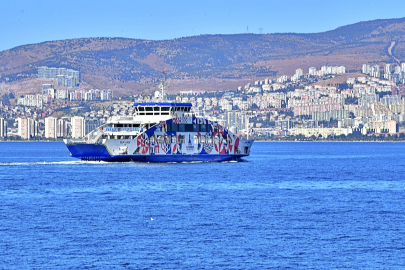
[1,17,405,94]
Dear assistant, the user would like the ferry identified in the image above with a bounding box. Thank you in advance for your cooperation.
[63,75,254,162]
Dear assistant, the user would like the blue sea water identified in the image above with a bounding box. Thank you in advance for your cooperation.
[1,141,405,269]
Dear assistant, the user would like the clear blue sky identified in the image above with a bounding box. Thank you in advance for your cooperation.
[1,0,405,52]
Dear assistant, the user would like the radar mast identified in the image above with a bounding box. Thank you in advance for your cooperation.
[161,71,166,101]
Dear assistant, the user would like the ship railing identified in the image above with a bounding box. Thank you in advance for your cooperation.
[103,127,142,133]
[109,116,134,122]
[88,129,105,143]
[64,138,87,144]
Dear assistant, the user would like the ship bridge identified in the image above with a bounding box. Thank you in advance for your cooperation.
[133,102,192,117]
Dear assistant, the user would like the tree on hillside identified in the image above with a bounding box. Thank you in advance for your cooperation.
[1,94,10,105]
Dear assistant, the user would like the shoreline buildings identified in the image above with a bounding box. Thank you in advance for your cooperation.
[3,63,405,140]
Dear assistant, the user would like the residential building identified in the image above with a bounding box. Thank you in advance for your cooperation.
[71,117,85,138]
[44,117,57,139]
[17,117,38,139]
[0,118,7,138]
[57,119,69,138]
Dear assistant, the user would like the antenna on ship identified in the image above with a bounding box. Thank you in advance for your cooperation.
[161,71,166,101]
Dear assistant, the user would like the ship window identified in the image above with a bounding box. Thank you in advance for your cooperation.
[161,112,169,115]
[167,124,176,132]
[146,112,153,115]
[164,134,170,144]
[154,112,160,115]
[179,135,185,144]
[146,107,153,111]
[172,136,177,143]
[194,135,199,144]
[157,135,163,143]
[161,124,167,132]
[215,134,220,144]
[208,136,213,144]
[153,107,159,111]
[200,124,207,132]
[139,107,145,111]
[178,124,185,132]
[193,124,199,132]
[185,124,193,132]
[161,107,170,111]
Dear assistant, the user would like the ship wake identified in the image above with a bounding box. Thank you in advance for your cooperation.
[0,160,109,166]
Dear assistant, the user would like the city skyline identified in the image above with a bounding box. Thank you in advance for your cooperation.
[2,0,405,52]
[3,60,405,141]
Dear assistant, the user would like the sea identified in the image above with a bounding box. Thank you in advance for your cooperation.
[1,141,405,269]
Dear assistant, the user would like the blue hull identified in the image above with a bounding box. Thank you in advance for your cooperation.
[66,144,111,159]
[66,144,247,162]
[129,154,247,163]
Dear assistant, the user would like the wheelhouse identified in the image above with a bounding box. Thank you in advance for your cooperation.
[133,102,192,116]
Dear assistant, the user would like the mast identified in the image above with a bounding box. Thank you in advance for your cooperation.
[161,71,166,101]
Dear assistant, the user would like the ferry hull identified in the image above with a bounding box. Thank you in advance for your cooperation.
[66,137,253,162]
[129,154,248,163]
[66,144,111,160]
[67,144,248,162]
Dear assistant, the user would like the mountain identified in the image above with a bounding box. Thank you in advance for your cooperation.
[1,17,405,95]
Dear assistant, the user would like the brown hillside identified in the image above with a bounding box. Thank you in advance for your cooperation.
[1,17,405,95]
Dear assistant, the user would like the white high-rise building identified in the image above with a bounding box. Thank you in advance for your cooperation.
[71,117,85,138]
[295,68,303,79]
[385,64,391,74]
[45,117,57,139]
[372,65,380,78]
[384,64,392,80]
[17,117,29,140]
[57,119,69,138]
[362,64,369,74]
[0,118,7,138]
[17,117,38,140]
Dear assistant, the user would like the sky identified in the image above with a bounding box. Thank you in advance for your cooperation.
[1,0,405,52]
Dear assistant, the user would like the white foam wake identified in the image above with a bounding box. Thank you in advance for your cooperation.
[0,160,108,166]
